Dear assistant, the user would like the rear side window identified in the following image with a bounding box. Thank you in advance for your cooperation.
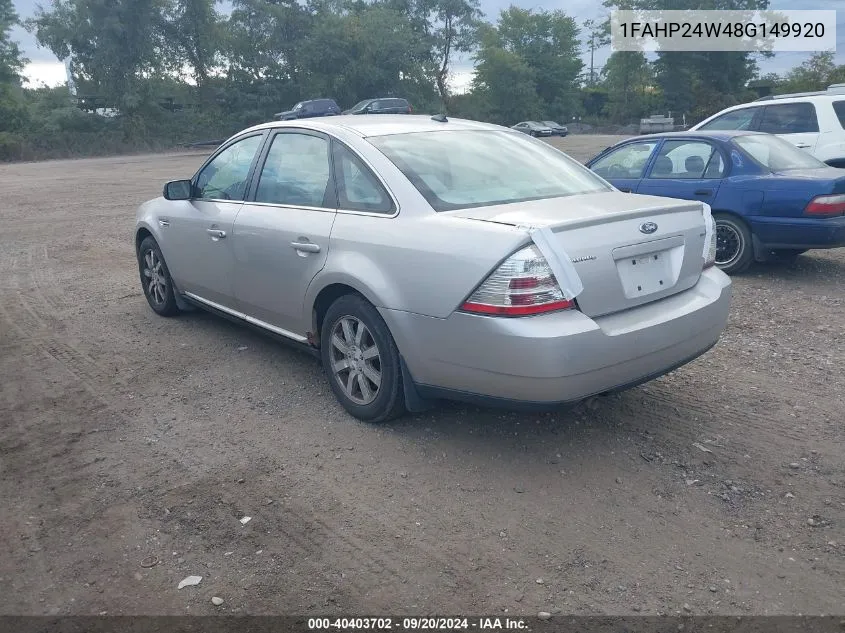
[759,102,819,134]
[832,100,845,129]
[699,107,758,131]
[648,140,724,179]
[333,143,394,214]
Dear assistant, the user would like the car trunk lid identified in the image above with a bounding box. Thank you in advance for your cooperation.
[447,192,709,318]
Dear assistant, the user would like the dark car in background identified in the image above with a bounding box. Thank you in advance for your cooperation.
[511,121,553,137]
[343,98,413,115]
[541,120,568,136]
[274,99,341,121]
[586,130,845,274]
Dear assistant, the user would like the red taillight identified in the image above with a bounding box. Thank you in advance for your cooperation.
[460,245,576,317]
[805,194,845,216]
[461,299,575,316]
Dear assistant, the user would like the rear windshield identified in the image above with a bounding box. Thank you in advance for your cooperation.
[367,130,611,211]
[833,100,845,129]
[733,134,826,171]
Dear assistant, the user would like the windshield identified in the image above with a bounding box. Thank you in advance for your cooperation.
[543,121,559,126]
[733,134,827,171]
[293,102,304,111]
[350,100,371,110]
[367,130,611,211]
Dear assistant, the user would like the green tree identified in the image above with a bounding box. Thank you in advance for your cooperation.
[602,51,654,123]
[778,52,845,94]
[604,0,769,120]
[418,0,483,109]
[29,0,171,113]
[160,0,223,92]
[1,0,26,84]
[582,17,610,86]
[474,7,582,122]
[301,3,433,107]
[472,25,542,124]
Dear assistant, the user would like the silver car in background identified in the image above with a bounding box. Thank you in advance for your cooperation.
[135,115,732,422]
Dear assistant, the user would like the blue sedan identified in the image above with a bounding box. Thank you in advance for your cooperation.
[585,131,845,273]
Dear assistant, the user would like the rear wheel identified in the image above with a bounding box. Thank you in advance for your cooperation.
[321,294,406,423]
[713,213,753,274]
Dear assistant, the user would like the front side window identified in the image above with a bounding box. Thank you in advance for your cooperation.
[333,143,394,213]
[590,141,658,179]
[648,140,724,179]
[733,134,826,171]
[194,135,263,201]
[759,102,819,134]
[698,107,758,131]
[368,130,611,212]
[255,133,332,207]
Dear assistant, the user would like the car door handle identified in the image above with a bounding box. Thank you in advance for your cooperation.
[795,143,811,148]
[291,241,320,253]
[694,189,713,196]
[206,228,227,239]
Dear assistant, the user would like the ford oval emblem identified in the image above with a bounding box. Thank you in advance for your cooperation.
[639,221,658,234]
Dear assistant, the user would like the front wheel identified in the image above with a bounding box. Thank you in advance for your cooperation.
[713,213,753,274]
[137,236,179,316]
[321,295,406,423]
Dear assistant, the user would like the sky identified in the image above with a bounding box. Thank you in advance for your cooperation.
[9,0,845,94]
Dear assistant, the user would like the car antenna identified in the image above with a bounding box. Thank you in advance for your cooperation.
[431,113,448,122]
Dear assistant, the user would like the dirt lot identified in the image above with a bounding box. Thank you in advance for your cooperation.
[1,135,843,617]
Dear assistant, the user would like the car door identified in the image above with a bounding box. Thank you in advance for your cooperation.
[162,132,266,308]
[232,129,337,337]
[637,139,725,205]
[587,140,660,193]
[758,102,820,153]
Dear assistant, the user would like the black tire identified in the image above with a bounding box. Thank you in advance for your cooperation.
[713,213,753,274]
[137,236,179,317]
[321,294,406,423]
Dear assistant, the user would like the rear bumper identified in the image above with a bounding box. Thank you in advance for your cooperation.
[751,215,845,249]
[381,267,732,404]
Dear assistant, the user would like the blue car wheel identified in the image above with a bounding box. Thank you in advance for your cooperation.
[714,213,754,274]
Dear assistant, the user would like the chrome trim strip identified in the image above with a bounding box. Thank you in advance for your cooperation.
[240,201,398,219]
[183,292,308,343]
[244,201,335,213]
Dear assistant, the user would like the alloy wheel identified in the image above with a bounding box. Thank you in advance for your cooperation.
[142,249,168,306]
[330,316,382,406]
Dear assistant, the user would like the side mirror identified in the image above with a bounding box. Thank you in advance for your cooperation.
[163,179,192,200]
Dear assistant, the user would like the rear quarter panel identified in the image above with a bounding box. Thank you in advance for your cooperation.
[306,213,527,321]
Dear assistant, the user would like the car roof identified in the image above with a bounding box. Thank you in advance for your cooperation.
[244,115,506,138]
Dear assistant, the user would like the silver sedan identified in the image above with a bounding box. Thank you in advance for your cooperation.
[135,115,732,422]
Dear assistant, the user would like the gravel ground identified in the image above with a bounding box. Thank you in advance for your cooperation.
[0,136,843,617]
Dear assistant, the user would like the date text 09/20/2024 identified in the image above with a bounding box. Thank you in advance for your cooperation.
[308,617,530,630]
